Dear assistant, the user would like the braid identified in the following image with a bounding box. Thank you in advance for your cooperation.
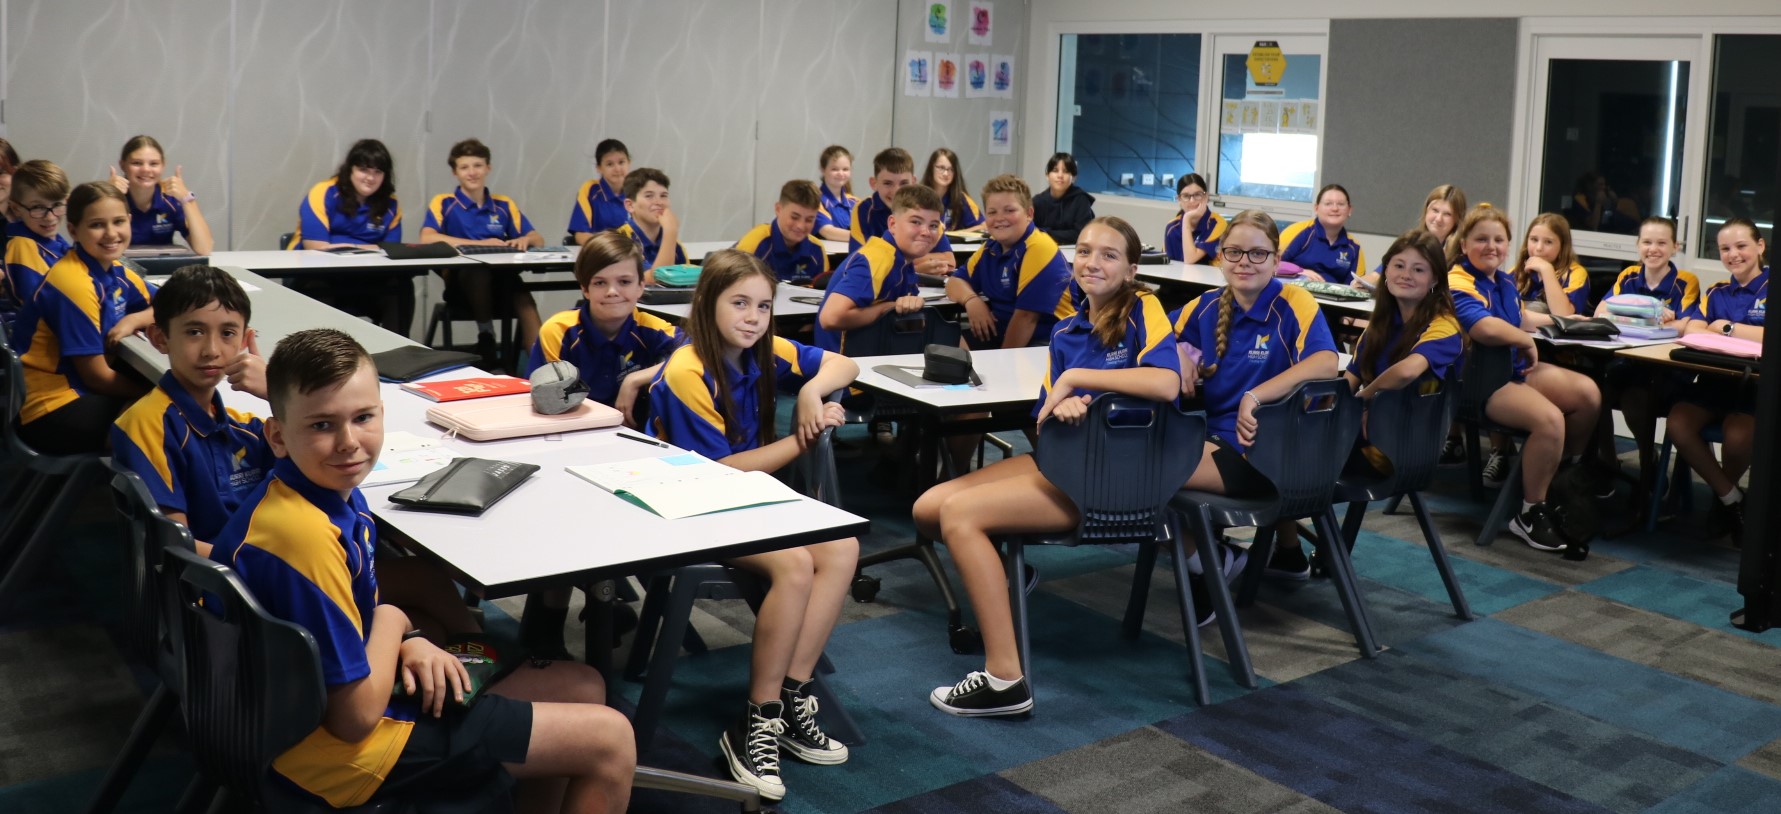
[1202,287,1237,379]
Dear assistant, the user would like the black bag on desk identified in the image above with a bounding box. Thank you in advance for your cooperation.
[372,345,480,382]
[1538,315,1620,340]
[923,343,974,384]
[639,284,695,305]
[389,458,540,515]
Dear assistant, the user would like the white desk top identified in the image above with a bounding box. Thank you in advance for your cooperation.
[209,249,481,272]
[1133,260,1374,316]
[852,346,1049,412]
[684,239,856,263]
[639,285,946,325]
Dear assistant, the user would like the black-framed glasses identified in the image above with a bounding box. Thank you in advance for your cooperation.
[22,201,66,218]
[1178,191,1208,203]
[1220,246,1275,264]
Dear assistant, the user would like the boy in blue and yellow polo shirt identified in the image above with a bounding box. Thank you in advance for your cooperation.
[112,266,272,552]
[948,175,1074,350]
[2,160,73,320]
[419,138,546,365]
[617,167,686,279]
[815,185,945,354]
[567,138,632,245]
[848,147,955,266]
[734,180,830,283]
[526,230,681,417]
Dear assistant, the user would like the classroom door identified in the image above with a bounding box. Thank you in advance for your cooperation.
[1524,35,1709,260]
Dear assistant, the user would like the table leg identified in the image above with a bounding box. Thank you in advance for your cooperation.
[583,579,618,704]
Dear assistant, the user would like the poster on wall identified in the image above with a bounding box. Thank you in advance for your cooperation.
[924,1,952,43]
[988,111,1013,155]
[1299,101,1320,132]
[990,53,1015,99]
[967,1,993,46]
[904,50,933,97]
[964,53,990,98]
[1221,101,1241,134]
[935,53,961,98]
[1239,100,1260,131]
[1257,101,1280,133]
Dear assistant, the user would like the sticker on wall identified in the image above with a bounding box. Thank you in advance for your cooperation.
[1299,101,1320,132]
[965,53,990,98]
[925,1,952,43]
[1239,100,1260,131]
[967,1,993,46]
[935,53,961,98]
[905,50,933,97]
[1257,101,1280,133]
[1221,101,1241,134]
[990,54,1015,99]
[988,111,1013,156]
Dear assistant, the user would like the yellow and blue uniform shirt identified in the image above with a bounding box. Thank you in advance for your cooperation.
[2,220,71,316]
[126,189,191,247]
[617,215,687,272]
[939,189,984,229]
[815,234,922,353]
[1686,266,1768,327]
[1040,290,1178,418]
[817,186,857,235]
[293,180,402,247]
[111,370,275,542]
[1346,312,1463,383]
[1610,262,1701,317]
[1163,208,1228,263]
[647,337,827,459]
[1174,278,1336,449]
[210,457,417,809]
[847,192,954,255]
[567,177,627,236]
[1449,259,1531,381]
[735,220,830,282]
[953,223,1075,348]
[11,247,155,425]
[422,187,535,242]
[526,302,681,406]
[1519,261,1591,314]
[1279,219,1366,286]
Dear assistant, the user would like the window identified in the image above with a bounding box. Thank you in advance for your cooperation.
[1214,50,1323,204]
[1055,33,1202,202]
[1699,34,1781,261]
[1536,58,1690,239]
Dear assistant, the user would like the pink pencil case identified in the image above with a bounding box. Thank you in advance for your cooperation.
[1675,332,1761,359]
[426,394,622,441]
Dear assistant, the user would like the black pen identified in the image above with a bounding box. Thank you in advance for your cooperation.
[616,430,671,449]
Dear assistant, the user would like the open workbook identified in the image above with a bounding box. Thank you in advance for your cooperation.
[565,452,803,519]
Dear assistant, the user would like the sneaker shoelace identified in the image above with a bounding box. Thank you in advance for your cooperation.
[747,712,787,774]
[947,671,991,700]
[790,694,830,746]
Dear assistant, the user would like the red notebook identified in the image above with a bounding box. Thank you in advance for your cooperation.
[400,376,531,402]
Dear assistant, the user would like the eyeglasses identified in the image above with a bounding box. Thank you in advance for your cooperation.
[1220,246,1276,264]
[22,201,66,218]
[1178,191,1208,203]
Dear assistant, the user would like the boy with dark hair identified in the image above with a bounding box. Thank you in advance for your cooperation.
[848,148,955,275]
[815,185,944,353]
[949,175,1074,350]
[617,167,685,279]
[2,159,73,318]
[568,138,632,245]
[734,180,829,283]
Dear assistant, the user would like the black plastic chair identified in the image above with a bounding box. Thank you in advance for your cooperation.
[839,305,961,357]
[999,395,1230,705]
[1172,378,1376,683]
[1456,344,1525,546]
[1332,382,1474,621]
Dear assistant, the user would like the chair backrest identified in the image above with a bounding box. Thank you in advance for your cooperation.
[790,391,845,508]
[1457,343,1513,421]
[843,307,961,357]
[159,546,327,804]
[1245,378,1363,520]
[1360,378,1453,496]
[1,339,35,462]
[279,231,297,251]
[1035,394,1208,544]
[110,466,197,680]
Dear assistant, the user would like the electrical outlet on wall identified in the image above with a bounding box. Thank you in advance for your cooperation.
[1119,173,1134,186]
[1141,173,1155,186]
[1161,173,1175,188]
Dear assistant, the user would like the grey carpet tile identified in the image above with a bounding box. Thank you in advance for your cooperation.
[999,725,1343,814]
[1734,737,1781,783]
[0,624,150,787]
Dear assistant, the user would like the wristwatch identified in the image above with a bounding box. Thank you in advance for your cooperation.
[180,191,197,204]
[1721,321,1735,336]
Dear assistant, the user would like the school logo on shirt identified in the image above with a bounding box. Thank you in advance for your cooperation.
[1104,341,1130,366]
[1000,266,1013,289]
[1247,334,1272,361]
[1336,250,1351,269]
[228,447,264,490]
[488,213,502,229]
[1750,298,1766,325]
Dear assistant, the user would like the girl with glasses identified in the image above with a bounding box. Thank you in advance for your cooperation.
[1163,173,1225,265]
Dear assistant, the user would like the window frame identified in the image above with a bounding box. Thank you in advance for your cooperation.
[1206,32,1330,218]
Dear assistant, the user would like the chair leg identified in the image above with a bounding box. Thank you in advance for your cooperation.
[1476,456,1524,546]
[623,575,673,682]
[1465,422,1486,501]
[805,670,866,746]
[1646,433,1674,533]
[1313,510,1379,658]
[1235,524,1275,608]
[173,776,212,814]
[1409,491,1474,620]
[1123,541,1159,639]
[0,471,52,568]
[1195,505,1255,690]
[855,537,964,630]
[1382,494,1405,515]
[0,465,97,617]
[1004,540,1033,698]
[633,765,764,813]
[631,572,705,750]
[1339,500,1367,548]
[1166,522,1211,706]
[84,684,177,814]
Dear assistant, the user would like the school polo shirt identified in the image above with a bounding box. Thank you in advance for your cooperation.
[1279,219,1367,286]
[735,220,830,282]
[847,192,955,255]
[1610,262,1701,317]
[1174,279,1336,448]
[422,187,536,242]
[953,223,1074,348]
[526,302,681,406]
[2,221,70,313]
[940,190,984,229]
[567,177,627,236]
[111,371,275,541]
[12,247,155,425]
[126,189,190,247]
[1163,208,1228,263]
[647,337,826,459]
[817,186,858,234]
[210,458,416,809]
[1449,259,1531,379]
[295,180,402,246]
[1686,267,1769,327]
[1520,261,1591,315]
[1346,312,1463,383]
[1039,290,1179,417]
[815,234,922,353]
[617,215,687,272]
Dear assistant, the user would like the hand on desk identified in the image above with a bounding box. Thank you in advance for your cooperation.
[894,294,925,315]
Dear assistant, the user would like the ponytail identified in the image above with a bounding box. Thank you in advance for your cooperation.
[1200,287,1238,379]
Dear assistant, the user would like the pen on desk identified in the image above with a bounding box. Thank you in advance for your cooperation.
[616,430,671,448]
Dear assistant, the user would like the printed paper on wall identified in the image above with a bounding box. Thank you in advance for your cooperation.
[990,54,1015,99]
[989,111,1013,155]
[964,53,990,98]
[924,1,952,43]
[935,53,961,98]
[904,50,933,97]
[967,1,993,46]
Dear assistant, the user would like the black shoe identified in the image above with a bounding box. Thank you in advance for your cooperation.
[518,595,573,661]
[1510,502,1570,552]
[1264,543,1311,581]
[1714,498,1746,547]
[778,678,848,764]
[474,331,499,370]
[720,701,788,800]
[929,671,1033,717]
[1439,436,1466,466]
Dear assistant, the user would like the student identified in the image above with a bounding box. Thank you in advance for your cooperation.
[1667,218,1767,542]
[814,145,857,243]
[1360,184,1467,289]
[211,328,634,813]
[1516,213,1589,316]
[10,182,154,454]
[1343,230,1464,400]
[1162,173,1226,265]
[1175,210,1340,580]
[816,185,944,353]
[848,147,955,274]
[919,216,1180,719]
[735,180,830,283]
[1031,152,1094,247]
[0,137,18,228]
[922,148,983,232]
[291,138,413,334]
[568,138,632,245]
[419,137,545,364]
[616,167,684,281]
[646,251,860,800]
[1448,204,1601,556]
[1596,216,1700,321]
[1279,184,1366,285]
[109,135,215,256]
[2,160,72,320]
[947,174,1073,350]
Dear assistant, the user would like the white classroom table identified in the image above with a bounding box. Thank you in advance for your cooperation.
[209,249,481,274]
[685,239,855,263]
[639,285,948,326]
[853,346,1050,414]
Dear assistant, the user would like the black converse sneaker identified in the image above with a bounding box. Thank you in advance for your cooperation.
[1510,502,1570,552]
[929,670,1034,717]
[778,678,848,765]
[720,701,788,801]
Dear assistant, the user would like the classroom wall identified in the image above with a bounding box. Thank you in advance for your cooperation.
[890,0,1030,206]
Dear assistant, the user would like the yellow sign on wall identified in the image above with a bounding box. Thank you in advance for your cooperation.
[1247,41,1285,87]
